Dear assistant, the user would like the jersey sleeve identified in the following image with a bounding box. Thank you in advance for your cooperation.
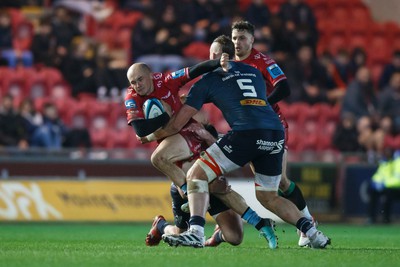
[124,89,145,125]
[261,59,286,88]
[164,67,191,95]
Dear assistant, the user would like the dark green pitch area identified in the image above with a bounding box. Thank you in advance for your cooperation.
[1,223,399,267]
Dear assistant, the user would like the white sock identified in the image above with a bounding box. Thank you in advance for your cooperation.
[301,206,313,220]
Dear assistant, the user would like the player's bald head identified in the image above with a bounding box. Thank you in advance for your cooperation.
[127,63,152,81]
[127,63,154,95]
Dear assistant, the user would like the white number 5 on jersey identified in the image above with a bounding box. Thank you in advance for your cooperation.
[237,79,257,97]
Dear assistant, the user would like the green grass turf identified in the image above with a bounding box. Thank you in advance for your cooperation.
[1,223,399,267]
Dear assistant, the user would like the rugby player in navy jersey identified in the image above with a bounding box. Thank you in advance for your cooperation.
[126,56,277,248]
[232,20,317,247]
[140,35,331,249]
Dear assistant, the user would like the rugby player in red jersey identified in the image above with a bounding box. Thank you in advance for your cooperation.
[231,20,316,247]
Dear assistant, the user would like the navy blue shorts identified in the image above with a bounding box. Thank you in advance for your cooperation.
[170,184,229,229]
[216,129,284,176]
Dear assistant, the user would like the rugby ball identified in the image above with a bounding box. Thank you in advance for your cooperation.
[143,98,165,119]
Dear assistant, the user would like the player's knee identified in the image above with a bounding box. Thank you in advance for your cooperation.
[256,190,278,207]
[225,232,243,246]
[150,151,168,168]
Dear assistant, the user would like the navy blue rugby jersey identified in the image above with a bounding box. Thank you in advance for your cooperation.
[185,61,283,131]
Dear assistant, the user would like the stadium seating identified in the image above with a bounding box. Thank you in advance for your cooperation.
[2,0,399,154]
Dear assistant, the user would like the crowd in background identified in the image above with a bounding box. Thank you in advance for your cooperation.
[0,0,400,162]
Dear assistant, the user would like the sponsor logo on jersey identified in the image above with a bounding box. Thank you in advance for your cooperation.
[125,99,136,109]
[240,99,267,106]
[171,69,185,79]
[267,64,284,79]
[256,139,284,154]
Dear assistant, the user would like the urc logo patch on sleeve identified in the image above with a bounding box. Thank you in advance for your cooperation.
[171,69,185,79]
[267,64,284,79]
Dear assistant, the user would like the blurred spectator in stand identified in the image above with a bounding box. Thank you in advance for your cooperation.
[349,47,368,79]
[18,98,43,145]
[377,71,400,135]
[51,6,82,69]
[154,4,192,71]
[370,116,394,159]
[318,50,346,105]
[60,37,98,97]
[189,0,215,42]
[63,113,92,148]
[133,6,191,72]
[245,0,271,28]
[31,102,67,149]
[268,14,293,65]
[285,45,329,104]
[341,66,378,121]
[333,49,352,86]
[0,10,13,50]
[277,0,318,54]
[244,0,273,56]
[378,50,400,91]
[96,43,129,101]
[120,0,163,15]
[0,94,29,149]
[205,0,237,43]
[0,9,33,67]
[367,147,400,224]
[31,16,56,67]
[131,10,158,61]
[332,112,362,152]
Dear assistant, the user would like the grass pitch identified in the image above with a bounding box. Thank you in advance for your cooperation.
[1,223,399,267]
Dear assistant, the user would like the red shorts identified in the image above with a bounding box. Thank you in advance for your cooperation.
[175,119,206,168]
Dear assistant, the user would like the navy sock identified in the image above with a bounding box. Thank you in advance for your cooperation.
[215,230,224,243]
[189,216,205,227]
[157,219,169,235]
[282,182,307,211]
[296,217,313,234]
[242,207,262,230]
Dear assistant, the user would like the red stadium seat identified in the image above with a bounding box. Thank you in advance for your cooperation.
[90,128,110,148]
[348,34,368,51]
[113,27,132,50]
[87,101,111,131]
[107,128,129,148]
[183,42,210,61]
[327,33,348,55]
[109,102,128,130]
[316,133,334,151]
[0,67,27,98]
[63,100,89,127]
